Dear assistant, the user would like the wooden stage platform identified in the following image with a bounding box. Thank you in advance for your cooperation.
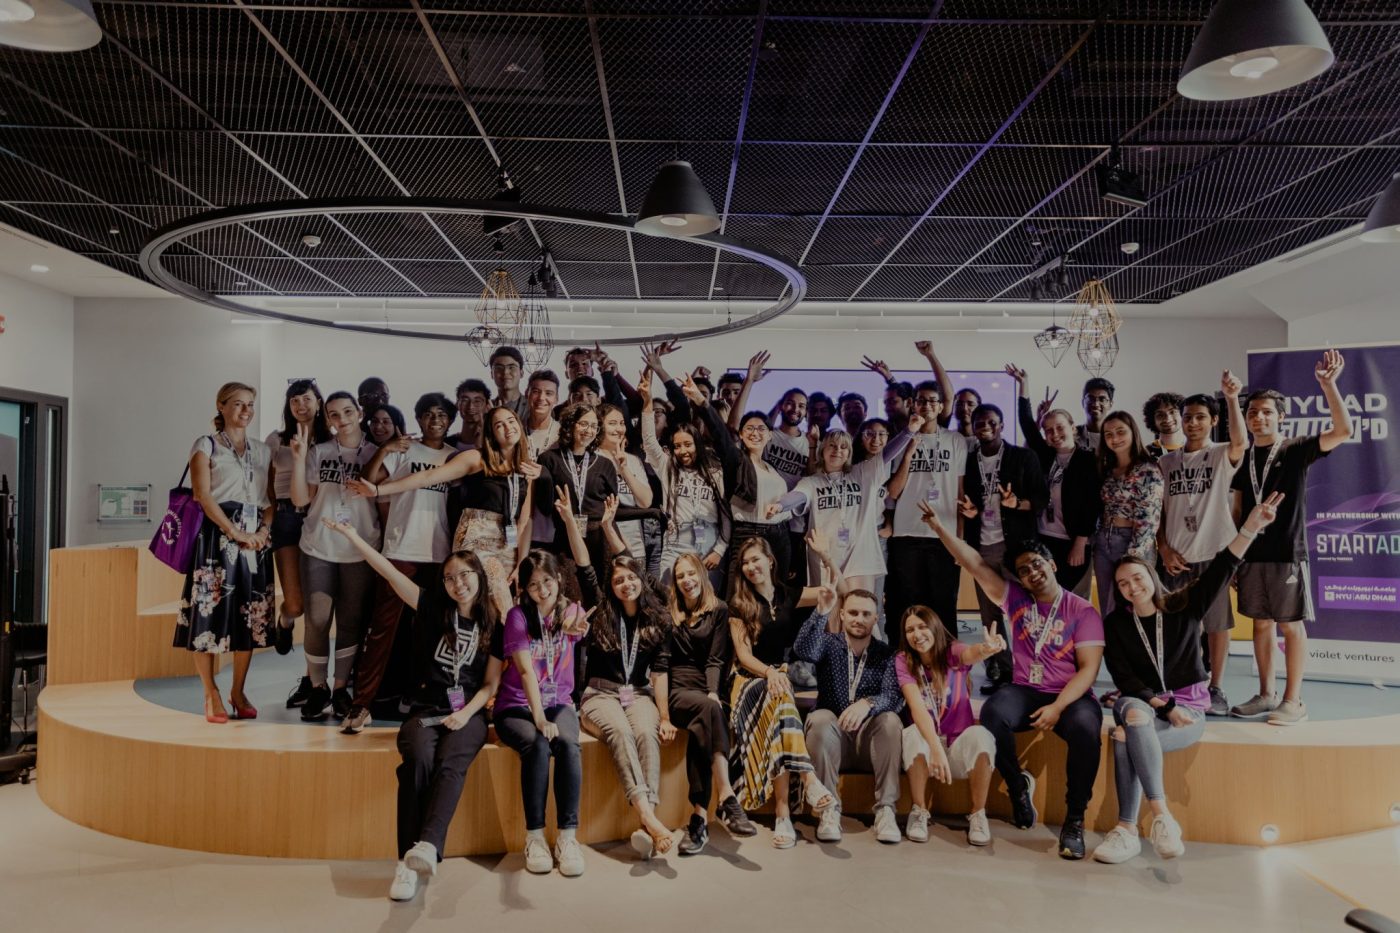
[36,543,1400,860]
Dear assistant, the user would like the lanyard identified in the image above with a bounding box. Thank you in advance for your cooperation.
[336,441,370,508]
[219,432,256,503]
[618,615,642,683]
[1133,611,1167,694]
[565,452,594,513]
[1176,446,1211,525]
[450,611,480,687]
[1048,452,1068,490]
[846,641,868,704]
[506,472,520,528]
[1026,591,1064,661]
[915,663,945,731]
[541,615,566,683]
[978,446,1003,499]
[1248,441,1282,504]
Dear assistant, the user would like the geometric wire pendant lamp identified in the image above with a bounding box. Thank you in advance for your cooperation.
[516,270,554,370]
[466,266,524,367]
[1066,277,1122,345]
[1030,276,1074,367]
[1077,328,1119,376]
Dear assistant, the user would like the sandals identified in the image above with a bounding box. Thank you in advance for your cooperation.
[802,777,836,814]
[772,816,797,849]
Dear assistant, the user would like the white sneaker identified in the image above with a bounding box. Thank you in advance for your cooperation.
[905,805,930,843]
[966,809,991,847]
[1092,825,1142,864]
[873,805,901,844]
[389,861,419,901]
[403,840,437,876]
[817,806,843,842]
[524,835,553,874]
[1150,815,1185,859]
[555,836,586,877]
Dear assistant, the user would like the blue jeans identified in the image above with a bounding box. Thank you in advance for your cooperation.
[1111,696,1204,823]
[494,705,582,831]
[1094,526,1153,617]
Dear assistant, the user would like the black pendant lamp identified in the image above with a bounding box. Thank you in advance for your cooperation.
[1361,172,1400,244]
[635,161,720,237]
[0,0,101,50]
[1177,0,1333,101]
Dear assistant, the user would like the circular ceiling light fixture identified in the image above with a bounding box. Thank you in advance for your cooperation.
[140,197,805,346]
[1360,172,1400,244]
[0,0,101,50]
[635,161,720,237]
[1177,0,1333,101]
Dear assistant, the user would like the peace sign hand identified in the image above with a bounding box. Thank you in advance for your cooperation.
[999,482,1019,510]
[1036,387,1059,422]
[1004,363,1028,397]
[289,421,310,460]
[916,498,946,535]
[860,356,893,382]
[1244,491,1285,534]
[958,494,978,519]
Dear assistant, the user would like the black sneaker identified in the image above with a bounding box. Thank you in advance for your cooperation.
[274,620,294,656]
[677,814,708,856]
[1058,817,1086,861]
[331,686,353,719]
[301,684,332,722]
[286,676,313,709]
[717,795,757,837]
[1011,769,1038,830]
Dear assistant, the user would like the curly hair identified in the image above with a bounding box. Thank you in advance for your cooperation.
[558,401,601,452]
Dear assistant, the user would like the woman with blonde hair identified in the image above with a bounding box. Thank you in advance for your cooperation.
[174,381,275,723]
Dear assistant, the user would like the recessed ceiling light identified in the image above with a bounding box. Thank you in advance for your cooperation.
[108,225,120,235]
[712,285,724,291]
[503,62,526,75]
[301,233,322,248]
[234,279,249,287]
[30,263,48,273]
[1121,241,1140,254]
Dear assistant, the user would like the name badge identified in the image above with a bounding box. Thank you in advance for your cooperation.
[241,505,258,533]
[505,522,519,550]
[1028,662,1045,686]
[984,506,997,521]
[836,527,851,550]
[925,487,940,503]
[446,686,466,711]
[618,684,635,709]
[333,505,353,525]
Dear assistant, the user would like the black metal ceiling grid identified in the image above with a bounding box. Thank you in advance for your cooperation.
[713,259,788,298]
[1,1,1397,305]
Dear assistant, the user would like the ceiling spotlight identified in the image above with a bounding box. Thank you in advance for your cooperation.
[1097,148,1148,208]
[484,168,521,238]
[0,0,101,51]
[1121,241,1140,255]
[301,233,322,248]
[1178,0,1333,101]
[108,225,120,236]
[491,234,506,255]
[1360,172,1400,244]
[29,263,48,273]
[636,160,720,237]
[234,279,249,287]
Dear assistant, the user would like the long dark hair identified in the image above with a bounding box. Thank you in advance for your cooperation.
[852,417,891,465]
[364,402,406,440]
[278,379,331,445]
[728,537,785,648]
[1097,410,1151,476]
[434,550,498,642]
[517,550,567,640]
[1113,555,1190,614]
[482,406,530,477]
[663,420,726,518]
[589,555,668,654]
[897,605,952,705]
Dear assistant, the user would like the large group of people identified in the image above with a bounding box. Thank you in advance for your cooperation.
[172,339,1350,899]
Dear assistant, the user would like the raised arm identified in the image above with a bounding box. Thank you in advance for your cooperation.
[322,518,422,609]
[288,423,314,509]
[554,486,591,568]
[637,369,668,473]
[1222,370,1247,465]
[728,350,770,432]
[916,499,1008,604]
[362,434,408,485]
[915,340,955,428]
[351,448,483,498]
[1315,350,1351,452]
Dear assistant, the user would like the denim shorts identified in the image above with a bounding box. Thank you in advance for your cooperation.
[270,499,307,550]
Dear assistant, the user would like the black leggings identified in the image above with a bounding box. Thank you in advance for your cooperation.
[668,687,729,807]
[978,683,1103,819]
[396,710,489,858]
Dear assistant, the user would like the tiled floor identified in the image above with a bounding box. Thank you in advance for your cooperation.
[2,778,1393,933]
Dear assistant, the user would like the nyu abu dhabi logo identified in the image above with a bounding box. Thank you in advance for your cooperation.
[159,509,183,545]
[1277,391,1387,444]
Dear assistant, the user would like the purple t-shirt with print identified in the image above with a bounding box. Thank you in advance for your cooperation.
[1000,582,1104,694]
[895,642,975,742]
[496,604,586,712]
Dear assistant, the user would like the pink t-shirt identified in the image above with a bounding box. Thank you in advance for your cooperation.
[999,582,1104,694]
[496,604,587,712]
[895,643,974,742]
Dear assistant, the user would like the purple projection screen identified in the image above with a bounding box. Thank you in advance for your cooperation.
[1248,343,1400,685]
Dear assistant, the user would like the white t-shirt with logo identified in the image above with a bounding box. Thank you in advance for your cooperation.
[1160,442,1240,562]
[893,428,965,538]
[380,440,453,564]
[788,454,892,580]
[299,440,382,563]
[612,450,649,560]
[763,430,810,532]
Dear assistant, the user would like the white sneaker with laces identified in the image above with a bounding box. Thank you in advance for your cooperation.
[555,836,586,877]
[389,861,419,901]
[524,835,553,874]
[905,805,930,843]
[966,809,991,847]
[817,806,843,842]
[404,840,437,875]
[1092,825,1142,864]
[873,805,901,844]
[1150,815,1185,859]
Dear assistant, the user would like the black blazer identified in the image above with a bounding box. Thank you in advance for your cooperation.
[1017,397,1101,540]
[963,442,1048,550]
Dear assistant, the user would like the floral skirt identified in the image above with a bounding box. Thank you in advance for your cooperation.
[173,502,274,654]
[728,668,814,811]
[453,508,521,611]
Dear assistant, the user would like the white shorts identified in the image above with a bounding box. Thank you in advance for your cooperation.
[902,723,996,779]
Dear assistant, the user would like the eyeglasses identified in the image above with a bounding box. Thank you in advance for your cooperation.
[740,424,769,435]
[1014,557,1050,578]
[443,570,478,586]
[914,396,941,406]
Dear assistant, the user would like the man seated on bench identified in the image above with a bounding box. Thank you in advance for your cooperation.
[794,581,905,846]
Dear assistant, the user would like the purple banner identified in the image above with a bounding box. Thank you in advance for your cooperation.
[1249,344,1400,655]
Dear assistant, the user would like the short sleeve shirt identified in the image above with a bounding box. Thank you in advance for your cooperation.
[895,643,975,741]
[999,582,1104,693]
[496,604,588,711]
[1160,443,1241,562]
[1230,436,1328,563]
[892,429,964,537]
[380,440,453,563]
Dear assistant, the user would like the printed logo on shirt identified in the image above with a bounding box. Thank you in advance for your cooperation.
[814,479,863,511]
[908,443,955,474]
[674,472,716,503]
[763,441,808,477]
[319,458,364,485]
[433,630,477,675]
[1167,461,1215,498]
[409,460,451,494]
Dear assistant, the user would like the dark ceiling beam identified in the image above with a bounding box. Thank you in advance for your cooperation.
[846,23,1098,300]
[794,1,946,268]
[584,0,641,300]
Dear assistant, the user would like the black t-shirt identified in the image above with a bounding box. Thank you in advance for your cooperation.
[408,583,504,714]
[459,470,538,523]
[657,606,732,694]
[575,564,668,688]
[1230,436,1327,562]
[539,448,619,550]
[734,583,802,667]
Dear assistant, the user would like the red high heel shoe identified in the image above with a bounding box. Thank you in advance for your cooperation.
[205,698,229,724]
[230,698,258,720]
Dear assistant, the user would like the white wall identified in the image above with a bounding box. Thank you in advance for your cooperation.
[1288,294,1400,349]
[0,269,74,400]
[67,296,1284,545]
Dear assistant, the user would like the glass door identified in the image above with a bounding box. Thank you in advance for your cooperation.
[0,389,66,625]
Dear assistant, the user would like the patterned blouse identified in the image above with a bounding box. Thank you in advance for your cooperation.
[1100,460,1164,558]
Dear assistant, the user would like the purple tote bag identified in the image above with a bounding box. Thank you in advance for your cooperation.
[149,436,214,574]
